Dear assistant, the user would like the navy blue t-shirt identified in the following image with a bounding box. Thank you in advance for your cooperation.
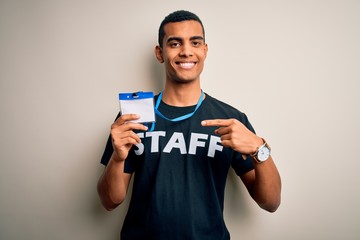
[101,93,255,240]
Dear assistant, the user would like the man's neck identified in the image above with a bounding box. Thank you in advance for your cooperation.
[162,82,203,107]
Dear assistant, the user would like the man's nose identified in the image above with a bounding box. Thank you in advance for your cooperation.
[179,43,193,57]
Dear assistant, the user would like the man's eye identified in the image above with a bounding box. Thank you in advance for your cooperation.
[192,41,202,47]
[170,42,181,47]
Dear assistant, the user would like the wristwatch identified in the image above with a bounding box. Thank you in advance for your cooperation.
[251,138,271,163]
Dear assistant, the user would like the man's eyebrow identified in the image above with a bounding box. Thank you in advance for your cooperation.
[166,36,204,43]
[190,36,204,41]
[167,37,183,43]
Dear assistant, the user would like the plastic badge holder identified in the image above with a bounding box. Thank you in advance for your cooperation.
[119,91,155,123]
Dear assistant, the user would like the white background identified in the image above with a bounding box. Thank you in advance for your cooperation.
[1,1,359,239]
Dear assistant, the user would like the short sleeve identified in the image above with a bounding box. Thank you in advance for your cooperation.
[100,134,113,166]
[100,112,120,166]
[231,112,256,175]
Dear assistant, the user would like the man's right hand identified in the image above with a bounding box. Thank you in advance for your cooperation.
[111,114,148,161]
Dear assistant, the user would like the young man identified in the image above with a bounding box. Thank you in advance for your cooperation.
[98,10,281,240]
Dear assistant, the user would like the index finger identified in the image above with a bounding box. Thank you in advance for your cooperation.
[201,119,233,127]
[113,114,140,126]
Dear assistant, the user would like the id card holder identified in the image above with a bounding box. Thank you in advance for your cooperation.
[119,91,155,123]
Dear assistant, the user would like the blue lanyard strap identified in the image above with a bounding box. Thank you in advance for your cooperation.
[148,90,204,132]
[154,90,204,122]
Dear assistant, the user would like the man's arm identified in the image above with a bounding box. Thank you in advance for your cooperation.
[97,153,132,211]
[97,114,148,211]
[201,119,281,212]
[240,157,281,212]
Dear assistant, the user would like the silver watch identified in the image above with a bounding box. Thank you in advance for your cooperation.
[251,139,271,163]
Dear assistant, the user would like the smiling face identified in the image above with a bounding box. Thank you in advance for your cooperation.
[155,20,208,84]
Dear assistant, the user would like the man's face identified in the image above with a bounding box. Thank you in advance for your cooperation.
[156,20,208,84]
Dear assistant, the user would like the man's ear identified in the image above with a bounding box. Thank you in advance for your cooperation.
[155,46,164,63]
[204,43,208,58]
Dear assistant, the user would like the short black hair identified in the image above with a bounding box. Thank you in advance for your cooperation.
[158,10,205,47]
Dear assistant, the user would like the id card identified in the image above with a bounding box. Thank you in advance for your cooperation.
[119,91,155,123]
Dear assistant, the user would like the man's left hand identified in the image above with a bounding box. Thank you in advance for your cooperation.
[201,119,263,154]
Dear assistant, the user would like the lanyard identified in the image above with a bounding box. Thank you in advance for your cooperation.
[148,90,204,131]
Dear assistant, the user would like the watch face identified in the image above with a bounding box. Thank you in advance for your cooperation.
[258,146,270,161]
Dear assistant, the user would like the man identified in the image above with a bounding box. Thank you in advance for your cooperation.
[97,10,281,240]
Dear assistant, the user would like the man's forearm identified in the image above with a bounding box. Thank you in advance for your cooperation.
[252,157,281,212]
[97,153,131,211]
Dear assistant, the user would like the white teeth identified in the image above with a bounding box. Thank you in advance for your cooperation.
[179,62,195,69]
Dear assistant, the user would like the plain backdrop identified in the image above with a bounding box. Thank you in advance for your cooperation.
[1,0,359,239]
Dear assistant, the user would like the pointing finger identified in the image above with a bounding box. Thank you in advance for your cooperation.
[201,119,233,127]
